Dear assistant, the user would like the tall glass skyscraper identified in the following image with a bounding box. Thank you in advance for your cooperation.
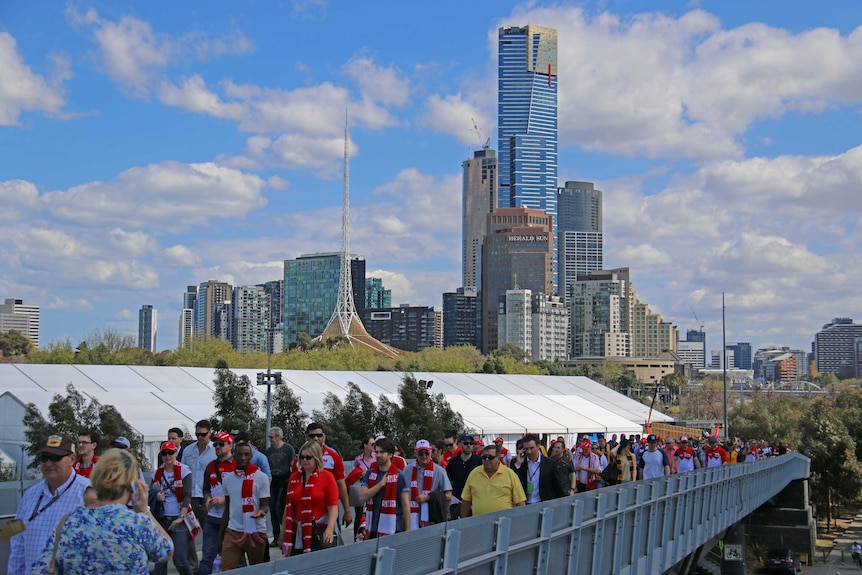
[498,25,559,290]
[558,181,604,302]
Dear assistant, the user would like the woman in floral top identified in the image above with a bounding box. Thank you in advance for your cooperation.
[33,448,173,575]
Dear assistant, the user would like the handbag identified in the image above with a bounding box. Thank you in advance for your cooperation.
[600,461,619,485]
[310,520,337,551]
[46,512,72,575]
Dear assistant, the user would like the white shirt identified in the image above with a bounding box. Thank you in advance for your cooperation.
[525,458,541,504]
[222,468,270,533]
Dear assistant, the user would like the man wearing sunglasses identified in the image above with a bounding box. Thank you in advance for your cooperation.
[445,434,482,519]
[9,434,90,575]
[460,444,526,517]
[405,440,452,529]
[200,432,236,575]
[180,419,216,573]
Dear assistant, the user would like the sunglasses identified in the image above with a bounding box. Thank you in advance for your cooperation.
[444,443,454,447]
[299,455,314,461]
[195,432,209,437]
[461,441,474,446]
[307,433,325,438]
[39,453,67,463]
[213,442,227,448]
[481,455,497,461]
[160,450,177,457]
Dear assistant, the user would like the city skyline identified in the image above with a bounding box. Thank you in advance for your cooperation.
[3,1,862,354]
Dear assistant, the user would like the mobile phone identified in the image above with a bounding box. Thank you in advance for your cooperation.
[131,482,138,500]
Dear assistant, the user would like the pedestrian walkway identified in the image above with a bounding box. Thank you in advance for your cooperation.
[802,511,862,574]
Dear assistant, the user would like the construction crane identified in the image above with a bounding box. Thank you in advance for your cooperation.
[471,117,490,149]
[690,307,704,333]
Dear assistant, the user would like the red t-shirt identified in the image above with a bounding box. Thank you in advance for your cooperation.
[286,469,339,521]
[74,454,99,478]
[705,446,728,467]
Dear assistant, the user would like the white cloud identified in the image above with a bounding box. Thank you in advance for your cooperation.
[43,161,267,229]
[343,56,410,106]
[419,93,493,146]
[158,75,247,120]
[0,32,67,125]
[163,245,201,267]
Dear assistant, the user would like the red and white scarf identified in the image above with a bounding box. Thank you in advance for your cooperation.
[154,464,202,540]
[282,470,318,555]
[409,461,435,530]
[207,458,236,488]
[363,463,400,536]
[233,464,264,547]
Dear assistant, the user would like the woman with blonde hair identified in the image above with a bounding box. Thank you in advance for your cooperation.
[279,441,339,555]
[32,448,173,574]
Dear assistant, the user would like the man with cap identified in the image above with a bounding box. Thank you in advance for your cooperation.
[110,437,146,504]
[661,437,678,474]
[638,434,671,480]
[675,436,700,473]
[446,434,482,519]
[8,434,90,575]
[405,439,452,529]
[493,437,512,465]
[200,432,236,575]
[704,437,728,468]
[572,436,602,492]
[471,438,484,456]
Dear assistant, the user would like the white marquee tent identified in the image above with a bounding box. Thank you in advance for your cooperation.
[0,364,673,472]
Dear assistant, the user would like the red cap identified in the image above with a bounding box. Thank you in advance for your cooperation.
[160,441,178,452]
[494,437,504,443]
[474,439,484,446]
[215,432,233,444]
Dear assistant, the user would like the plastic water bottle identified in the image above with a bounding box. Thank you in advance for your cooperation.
[213,555,221,573]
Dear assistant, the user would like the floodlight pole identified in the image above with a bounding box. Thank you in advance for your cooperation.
[722,292,728,441]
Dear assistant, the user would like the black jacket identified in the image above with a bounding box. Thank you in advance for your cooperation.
[513,455,568,502]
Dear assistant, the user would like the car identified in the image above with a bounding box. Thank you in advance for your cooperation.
[762,548,801,573]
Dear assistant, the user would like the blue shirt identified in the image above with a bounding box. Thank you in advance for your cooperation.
[8,471,90,575]
[181,441,216,498]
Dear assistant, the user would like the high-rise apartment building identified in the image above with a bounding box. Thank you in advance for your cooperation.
[362,304,436,352]
[137,305,157,351]
[814,317,862,377]
[558,181,603,302]
[498,289,532,355]
[232,285,269,353]
[632,300,676,358]
[442,287,482,349]
[462,147,498,290]
[531,293,568,362]
[498,25,559,290]
[263,280,284,352]
[284,253,365,344]
[0,298,40,347]
[195,280,233,341]
[178,308,194,348]
[570,268,632,357]
[480,207,554,354]
[365,277,392,309]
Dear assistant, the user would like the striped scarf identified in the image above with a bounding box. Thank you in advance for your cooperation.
[409,461,435,530]
[364,463,400,536]
[282,470,318,555]
[154,463,183,503]
[231,464,264,548]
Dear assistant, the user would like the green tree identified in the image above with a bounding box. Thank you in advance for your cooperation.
[798,398,862,529]
[271,384,308,447]
[729,391,804,445]
[389,374,466,452]
[0,330,33,359]
[210,361,264,445]
[29,339,77,364]
[23,383,149,469]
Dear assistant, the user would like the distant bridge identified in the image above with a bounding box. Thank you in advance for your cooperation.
[231,453,811,575]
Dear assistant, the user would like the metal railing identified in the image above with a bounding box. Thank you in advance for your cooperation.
[226,453,809,575]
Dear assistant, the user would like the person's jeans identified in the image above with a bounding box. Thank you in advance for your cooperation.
[197,519,221,575]
[154,518,193,575]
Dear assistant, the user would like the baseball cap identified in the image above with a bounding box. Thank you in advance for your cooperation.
[680,436,689,442]
[474,439,484,447]
[414,439,432,451]
[160,441,178,452]
[494,437,504,443]
[110,436,130,449]
[458,434,473,443]
[647,434,658,443]
[37,434,75,456]
[214,431,233,444]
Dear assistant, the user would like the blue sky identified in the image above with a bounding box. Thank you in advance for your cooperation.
[3,1,862,355]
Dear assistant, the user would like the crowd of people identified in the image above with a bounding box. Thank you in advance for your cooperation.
[7,424,791,574]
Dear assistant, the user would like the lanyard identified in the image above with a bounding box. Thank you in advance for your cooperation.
[29,480,74,522]
[527,458,540,485]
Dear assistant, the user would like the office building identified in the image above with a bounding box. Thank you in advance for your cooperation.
[365,277,391,309]
[480,207,554,354]
[462,147,498,290]
[442,287,482,349]
[137,305,157,351]
[195,280,233,341]
[362,304,436,352]
[632,299,676,358]
[284,253,365,344]
[531,292,568,361]
[558,181,603,302]
[726,342,752,370]
[814,317,862,377]
[773,353,798,383]
[0,298,40,347]
[498,289,532,356]
[232,285,270,353]
[434,310,443,349]
[498,24,559,290]
[677,335,706,368]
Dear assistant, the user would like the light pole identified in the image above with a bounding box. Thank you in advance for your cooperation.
[257,327,282,449]
[722,292,728,440]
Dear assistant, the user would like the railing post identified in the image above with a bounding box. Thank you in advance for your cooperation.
[442,528,461,573]
[374,546,396,575]
[590,492,607,575]
[536,507,554,575]
[566,499,585,575]
[494,516,511,575]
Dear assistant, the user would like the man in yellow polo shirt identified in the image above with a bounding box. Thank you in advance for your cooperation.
[460,444,526,517]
